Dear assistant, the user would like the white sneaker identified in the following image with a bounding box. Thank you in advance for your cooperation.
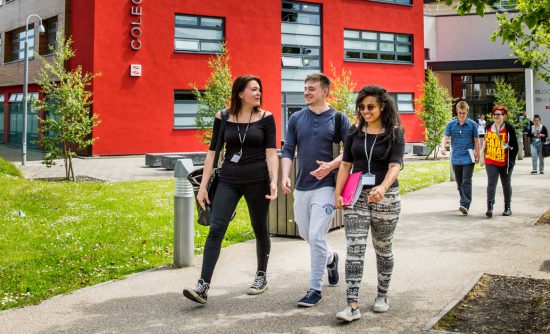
[336,306,361,322]
[373,296,389,312]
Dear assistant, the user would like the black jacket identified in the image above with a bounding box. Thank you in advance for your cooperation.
[526,124,548,140]
[486,121,518,170]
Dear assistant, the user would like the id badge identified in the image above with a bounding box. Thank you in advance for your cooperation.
[361,173,376,186]
[230,151,241,163]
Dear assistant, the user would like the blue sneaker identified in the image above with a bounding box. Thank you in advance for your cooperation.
[327,252,339,286]
[297,289,322,307]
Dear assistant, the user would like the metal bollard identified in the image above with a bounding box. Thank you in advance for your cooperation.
[173,159,195,268]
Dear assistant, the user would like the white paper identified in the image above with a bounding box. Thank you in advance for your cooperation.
[468,148,475,163]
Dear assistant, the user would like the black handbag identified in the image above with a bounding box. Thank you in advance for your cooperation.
[543,142,550,158]
[187,110,228,226]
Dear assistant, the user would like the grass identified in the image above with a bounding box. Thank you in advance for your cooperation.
[0,157,22,177]
[399,160,451,194]
[0,158,454,311]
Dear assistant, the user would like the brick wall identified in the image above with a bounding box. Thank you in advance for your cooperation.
[0,0,67,87]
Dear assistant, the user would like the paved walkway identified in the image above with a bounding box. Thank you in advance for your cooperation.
[2,158,549,333]
[15,153,444,182]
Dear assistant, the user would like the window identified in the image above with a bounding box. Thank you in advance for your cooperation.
[4,27,34,62]
[174,14,224,53]
[424,48,430,60]
[7,92,39,147]
[281,1,322,92]
[389,93,414,113]
[282,1,320,24]
[174,91,198,129]
[370,0,412,4]
[344,29,412,64]
[39,17,58,55]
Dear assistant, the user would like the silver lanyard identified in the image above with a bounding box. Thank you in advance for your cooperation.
[236,112,254,149]
[363,131,379,174]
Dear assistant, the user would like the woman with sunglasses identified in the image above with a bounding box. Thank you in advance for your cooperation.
[334,85,405,322]
[483,105,518,217]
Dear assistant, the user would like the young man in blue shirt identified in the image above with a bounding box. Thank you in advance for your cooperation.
[441,101,481,215]
[281,73,351,306]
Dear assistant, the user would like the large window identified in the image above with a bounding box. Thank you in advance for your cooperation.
[39,17,58,55]
[4,27,34,62]
[389,93,414,113]
[174,14,224,53]
[281,1,322,92]
[451,72,525,120]
[174,91,198,129]
[344,29,412,64]
[7,92,39,147]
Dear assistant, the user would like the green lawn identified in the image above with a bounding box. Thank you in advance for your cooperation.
[0,158,452,310]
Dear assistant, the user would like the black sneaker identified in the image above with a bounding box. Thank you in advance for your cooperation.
[183,279,209,304]
[327,252,339,286]
[247,271,268,295]
[297,289,322,307]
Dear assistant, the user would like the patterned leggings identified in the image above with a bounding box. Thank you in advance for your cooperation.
[343,186,400,302]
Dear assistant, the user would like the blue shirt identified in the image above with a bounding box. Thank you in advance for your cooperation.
[282,107,351,191]
[444,118,478,165]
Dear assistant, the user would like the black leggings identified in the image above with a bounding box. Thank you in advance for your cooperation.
[200,180,271,284]
[486,162,514,204]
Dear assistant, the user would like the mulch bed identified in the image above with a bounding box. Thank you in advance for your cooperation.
[34,175,105,182]
[435,273,550,333]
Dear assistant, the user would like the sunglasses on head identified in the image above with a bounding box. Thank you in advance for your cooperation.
[358,104,378,112]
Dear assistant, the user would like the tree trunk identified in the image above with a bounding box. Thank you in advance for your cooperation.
[68,155,75,181]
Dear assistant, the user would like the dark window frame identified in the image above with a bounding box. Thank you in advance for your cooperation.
[282,0,321,26]
[389,92,415,114]
[344,29,413,64]
[39,16,58,56]
[174,90,201,130]
[174,14,225,54]
[4,25,35,63]
[369,0,413,5]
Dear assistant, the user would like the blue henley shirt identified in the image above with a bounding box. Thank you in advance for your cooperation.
[282,107,351,191]
[444,118,479,165]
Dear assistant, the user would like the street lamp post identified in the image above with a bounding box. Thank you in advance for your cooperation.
[22,14,45,165]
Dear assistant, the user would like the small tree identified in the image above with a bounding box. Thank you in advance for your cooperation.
[328,64,357,125]
[493,79,525,131]
[416,69,454,159]
[34,30,100,181]
[192,44,232,145]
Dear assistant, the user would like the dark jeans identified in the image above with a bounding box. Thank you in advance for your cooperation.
[485,163,514,204]
[201,180,271,284]
[452,163,475,209]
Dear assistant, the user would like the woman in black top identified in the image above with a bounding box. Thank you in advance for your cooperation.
[334,85,405,322]
[183,76,278,304]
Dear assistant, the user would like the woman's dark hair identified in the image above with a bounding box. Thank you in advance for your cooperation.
[351,85,403,158]
[229,75,262,116]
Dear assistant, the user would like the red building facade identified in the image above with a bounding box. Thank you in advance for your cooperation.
[0,0,425,156]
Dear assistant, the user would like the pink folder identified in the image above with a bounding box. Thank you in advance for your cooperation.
[342,171,362,207]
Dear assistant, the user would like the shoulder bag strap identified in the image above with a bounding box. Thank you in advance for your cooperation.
[212,110,228,169]
[333,111,343,144]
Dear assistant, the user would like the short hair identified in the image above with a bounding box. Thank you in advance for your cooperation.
[534,114,541,120]
[456,101,469,110]
[304,73,331,91]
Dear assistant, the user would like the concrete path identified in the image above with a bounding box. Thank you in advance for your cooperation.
[2,158,549,333]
